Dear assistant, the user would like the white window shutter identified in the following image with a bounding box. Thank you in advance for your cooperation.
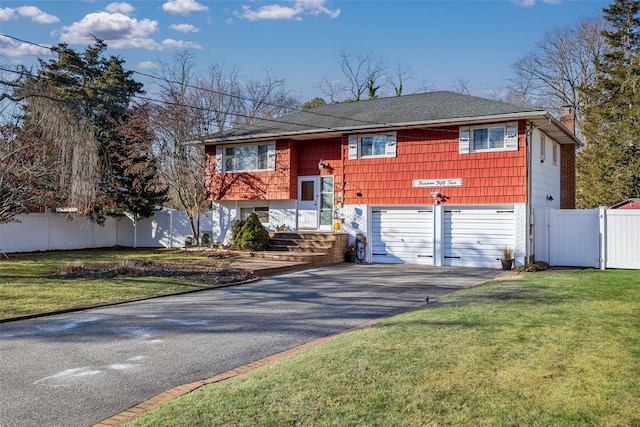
[506,122,519,151]
[459,126,470,154]
[215,147,223,173]
[267,143,276,170]
[348,135,358,159]
[386,132,397,157]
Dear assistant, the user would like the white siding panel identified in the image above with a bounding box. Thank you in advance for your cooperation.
[444,208,515,268]
[606,210,640,269]
[371,207,433,264]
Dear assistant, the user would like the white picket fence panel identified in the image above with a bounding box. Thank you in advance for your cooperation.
[0,209,215,254]
[535,207,640,270]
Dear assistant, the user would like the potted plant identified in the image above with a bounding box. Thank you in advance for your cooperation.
[501,247,514,270]
[345,244,357,263]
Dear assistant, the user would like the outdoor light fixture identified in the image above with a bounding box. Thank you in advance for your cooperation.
[546,194,554,201]
[318,160,325,170]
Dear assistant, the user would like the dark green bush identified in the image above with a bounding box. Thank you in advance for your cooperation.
[230,219,246,247]
[235,213,270,251]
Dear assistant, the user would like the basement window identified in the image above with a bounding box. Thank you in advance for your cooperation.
[240,206,270,223]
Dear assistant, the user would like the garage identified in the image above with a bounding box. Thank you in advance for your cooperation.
[371,207,433,264]
[444,207,515,268]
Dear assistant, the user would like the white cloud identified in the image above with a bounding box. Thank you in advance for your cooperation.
[161,38,202,49]
[0,6,59,23]
[137,61,159,70]
[60,12,160,49]
[235,0,340,21]
[513,0,562,6]
[169,23,200,33]
[105,2,136,14]
[162,0,209,15]
[0,8,16,21]
[0,34,52,57]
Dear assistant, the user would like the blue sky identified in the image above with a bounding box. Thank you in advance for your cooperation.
[1,0,611,101]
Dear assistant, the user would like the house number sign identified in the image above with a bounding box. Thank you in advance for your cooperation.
[412,178,463,187]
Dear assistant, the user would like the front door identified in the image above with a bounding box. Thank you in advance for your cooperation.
[298,176,318,229]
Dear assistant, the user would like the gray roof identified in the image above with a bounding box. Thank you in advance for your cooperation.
[202,91,578,145]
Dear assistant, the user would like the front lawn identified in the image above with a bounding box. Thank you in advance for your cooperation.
[0,248,251,320]
[125,269,640,426]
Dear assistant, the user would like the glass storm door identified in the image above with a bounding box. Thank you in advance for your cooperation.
[297,176,318,229]
[319,176,334,230]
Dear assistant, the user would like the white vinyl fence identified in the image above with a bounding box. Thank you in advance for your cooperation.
[535,207,640,270]
[0,209,216,254]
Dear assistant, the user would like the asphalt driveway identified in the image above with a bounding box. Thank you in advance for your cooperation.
[0,264,501,427]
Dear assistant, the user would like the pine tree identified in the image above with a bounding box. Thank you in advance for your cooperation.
[235,213,270,251]
[13,40,166,223]
[577,0,640,208]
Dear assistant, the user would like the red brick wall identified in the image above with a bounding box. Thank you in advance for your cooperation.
[560,144,576,209]
[342,124,528,206]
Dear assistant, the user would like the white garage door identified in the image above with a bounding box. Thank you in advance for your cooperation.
[371,207,433,264]
[444,207,515,268]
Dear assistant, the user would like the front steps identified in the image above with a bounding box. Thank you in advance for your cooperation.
[242,232,349,268]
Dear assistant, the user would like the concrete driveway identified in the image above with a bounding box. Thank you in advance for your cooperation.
[0,264,501,427]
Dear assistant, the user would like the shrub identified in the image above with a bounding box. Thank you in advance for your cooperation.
[230,219,246,247]
[235,213,270,251]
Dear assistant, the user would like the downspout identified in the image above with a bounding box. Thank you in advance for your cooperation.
[526,122,533,265]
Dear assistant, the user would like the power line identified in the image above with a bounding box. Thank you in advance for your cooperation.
[0,33,387,129]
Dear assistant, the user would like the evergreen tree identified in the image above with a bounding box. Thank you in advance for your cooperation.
[235,213,270,251]
[577,0,640,208]
[14,40,166,223]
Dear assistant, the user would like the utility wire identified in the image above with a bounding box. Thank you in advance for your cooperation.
[0,33,388,128]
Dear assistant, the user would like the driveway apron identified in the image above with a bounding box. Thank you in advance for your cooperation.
[0,264,501,427]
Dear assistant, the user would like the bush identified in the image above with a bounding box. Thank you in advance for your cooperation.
[230,219,246,247]
[235,213,270,251]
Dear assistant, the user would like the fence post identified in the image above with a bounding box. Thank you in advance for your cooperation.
[599,207,606,270]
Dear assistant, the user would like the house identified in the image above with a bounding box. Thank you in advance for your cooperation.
[200,91,580,268]
[610,198,640,209]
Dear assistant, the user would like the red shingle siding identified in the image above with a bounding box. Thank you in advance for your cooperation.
[205,141,295,201]
[342,125,528,206]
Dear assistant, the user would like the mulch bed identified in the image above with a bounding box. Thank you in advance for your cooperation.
[43,253,256,285]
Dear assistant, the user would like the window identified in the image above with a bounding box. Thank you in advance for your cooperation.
[220,143,274,172]
[348,132,397,159]
[472,125,506,150]
[459,122,518,154]
[552,142,558,165]
[540,134,546,159]
[240,206,269,223]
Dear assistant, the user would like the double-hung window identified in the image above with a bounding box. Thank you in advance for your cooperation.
[348,132,397,159]
[473,125,506,150]
[458,122,518,154]
[216,143,275,173]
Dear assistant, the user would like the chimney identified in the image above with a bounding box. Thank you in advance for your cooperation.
[560,106,575,134]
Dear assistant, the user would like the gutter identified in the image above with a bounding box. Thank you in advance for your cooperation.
[196,111,581,146]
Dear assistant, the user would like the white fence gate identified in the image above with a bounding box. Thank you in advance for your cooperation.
[535,208,640,270]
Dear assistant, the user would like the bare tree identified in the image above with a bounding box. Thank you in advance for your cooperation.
[384,61,411,96]
[151,51,208,244]
[505,17,608,137]
[152,53,299,245]
[451,78,471,95]
[319,51,386,101]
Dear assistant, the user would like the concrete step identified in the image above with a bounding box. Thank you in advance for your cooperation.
[270,232,338,242]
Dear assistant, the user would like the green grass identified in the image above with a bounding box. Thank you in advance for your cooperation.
[125,269,640,427]
[0,248,214,319]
